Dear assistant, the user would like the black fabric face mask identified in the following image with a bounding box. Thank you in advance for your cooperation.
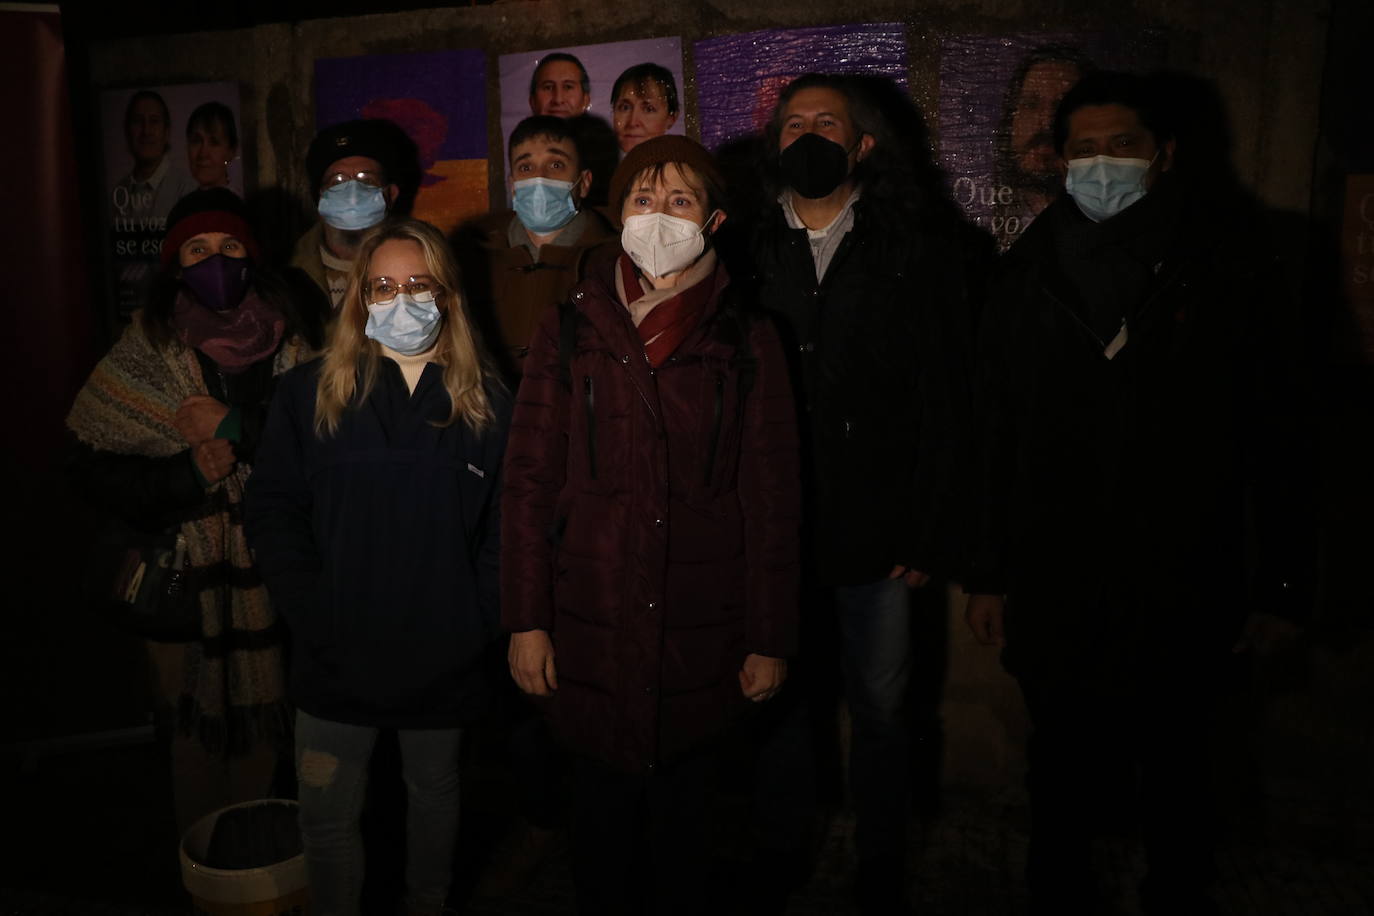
[778,132,851,199]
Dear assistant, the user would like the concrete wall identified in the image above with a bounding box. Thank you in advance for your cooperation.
[87,0,1331,226]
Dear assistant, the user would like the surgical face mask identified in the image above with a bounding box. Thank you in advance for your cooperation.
[182,253,251,311]
[621,211,714,278]
[364,291,443,356]
[318,180,388,231]
[1064,155,1154,222]
[779,132,852,199]
[512,177,579,235]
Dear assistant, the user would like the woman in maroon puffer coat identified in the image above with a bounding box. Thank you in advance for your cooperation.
[501,136,800,913]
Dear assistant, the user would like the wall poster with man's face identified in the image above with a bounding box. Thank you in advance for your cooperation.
[937,30,1167,252]
[315,48,489,235]
[693,24,908,153]
[99,81,242,320]
[498,38,685,205]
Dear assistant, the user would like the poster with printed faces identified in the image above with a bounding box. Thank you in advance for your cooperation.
[937,31,1167,252]
[100,82,243,320]
[498,38,685,205]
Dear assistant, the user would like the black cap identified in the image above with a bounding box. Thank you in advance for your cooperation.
[306,119,415,199]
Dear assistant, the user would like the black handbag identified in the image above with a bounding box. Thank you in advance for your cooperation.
[106,530,202,641]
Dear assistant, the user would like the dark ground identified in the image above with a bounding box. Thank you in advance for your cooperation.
[2,659,1372,916]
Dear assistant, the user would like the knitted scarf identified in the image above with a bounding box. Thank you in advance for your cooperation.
[67,315,312,756]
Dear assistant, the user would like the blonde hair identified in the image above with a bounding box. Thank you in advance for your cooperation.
[314,218,498,437]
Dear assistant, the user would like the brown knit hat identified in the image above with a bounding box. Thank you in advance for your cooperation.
[607,135,725,223]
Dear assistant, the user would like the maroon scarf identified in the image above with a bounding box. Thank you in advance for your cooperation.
[619,255,712,368]
[173,288,285,374]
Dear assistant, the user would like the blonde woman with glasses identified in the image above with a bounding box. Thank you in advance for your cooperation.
[246,218,510,916]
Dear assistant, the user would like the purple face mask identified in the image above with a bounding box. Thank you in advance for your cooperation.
[182,254,252,311]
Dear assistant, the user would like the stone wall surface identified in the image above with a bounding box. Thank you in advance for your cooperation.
[88,0,1331,218]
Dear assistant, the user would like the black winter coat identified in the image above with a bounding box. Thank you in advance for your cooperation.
[964,189,1310,686]
[748,198,970,585]
[245,358,511,728]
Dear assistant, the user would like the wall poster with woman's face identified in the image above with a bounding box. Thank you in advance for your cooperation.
[937,30,1167,252]
[692,24,908,152]
[99,82,242,320]
[315,48,489,235]
[498,38,685,202]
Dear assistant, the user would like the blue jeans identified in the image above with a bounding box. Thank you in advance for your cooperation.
[295,710,462,916]
[835,576,912,871]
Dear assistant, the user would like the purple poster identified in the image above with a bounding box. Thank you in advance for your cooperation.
[100,81,243,320]
[693,24,908,151]
[315,49,488,235]
[938,31,1167,251]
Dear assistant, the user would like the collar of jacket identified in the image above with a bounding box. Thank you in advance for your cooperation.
[572,242,733,354]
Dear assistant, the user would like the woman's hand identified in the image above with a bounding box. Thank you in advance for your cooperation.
[176,395,230,447]
[193,438,236,485]
[509,629,558,697]
[739,653,787,703]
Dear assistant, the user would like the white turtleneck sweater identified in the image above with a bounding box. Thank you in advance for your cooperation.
[380,344,438,394]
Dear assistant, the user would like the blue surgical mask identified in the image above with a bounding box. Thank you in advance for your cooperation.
[512,177,579,235]
[365,291,443,356]
[1064,155,1154,222]
[318,180,388,231]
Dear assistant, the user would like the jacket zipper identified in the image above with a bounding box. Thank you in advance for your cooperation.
[704,374,724,485]
[583,375,597,479]
[1043,286,1108,351]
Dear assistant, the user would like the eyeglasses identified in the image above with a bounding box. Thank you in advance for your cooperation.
[365,276,442,305]
[323,170,385,189]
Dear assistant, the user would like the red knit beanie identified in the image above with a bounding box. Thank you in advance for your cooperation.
[160,188,261,267]
[607,135,725,225]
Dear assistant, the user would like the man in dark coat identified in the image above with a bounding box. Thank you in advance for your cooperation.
[963,71,1309,915]
[457,116,616,378]
[747,73,969,914]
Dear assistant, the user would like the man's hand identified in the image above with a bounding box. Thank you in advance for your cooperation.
[176,395,230,447]
[193,438,236,485]
[739,653,787,702]
[965,594,1006,647]
[509,629,558,697]
[889,565,931,588]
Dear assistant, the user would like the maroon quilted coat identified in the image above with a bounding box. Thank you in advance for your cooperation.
[501,248,800,773]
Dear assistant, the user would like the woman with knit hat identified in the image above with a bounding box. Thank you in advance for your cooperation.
[67,188,324,833]
[501,135,801,913]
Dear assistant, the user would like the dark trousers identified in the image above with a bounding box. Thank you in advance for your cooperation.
[568,749,719,916]
[1019,670,1220,914]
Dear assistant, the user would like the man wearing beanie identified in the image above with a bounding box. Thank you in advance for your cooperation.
[290,119,415,310]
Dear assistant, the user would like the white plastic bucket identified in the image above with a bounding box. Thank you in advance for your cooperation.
[180,798,310,915]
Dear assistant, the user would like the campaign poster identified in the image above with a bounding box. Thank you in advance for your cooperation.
[693,24,908,152]
[498,38,684,203]
[1341,175,1374,359]
[937,31,1167,252]
[315,49,488,235]
[100,82,243,320]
